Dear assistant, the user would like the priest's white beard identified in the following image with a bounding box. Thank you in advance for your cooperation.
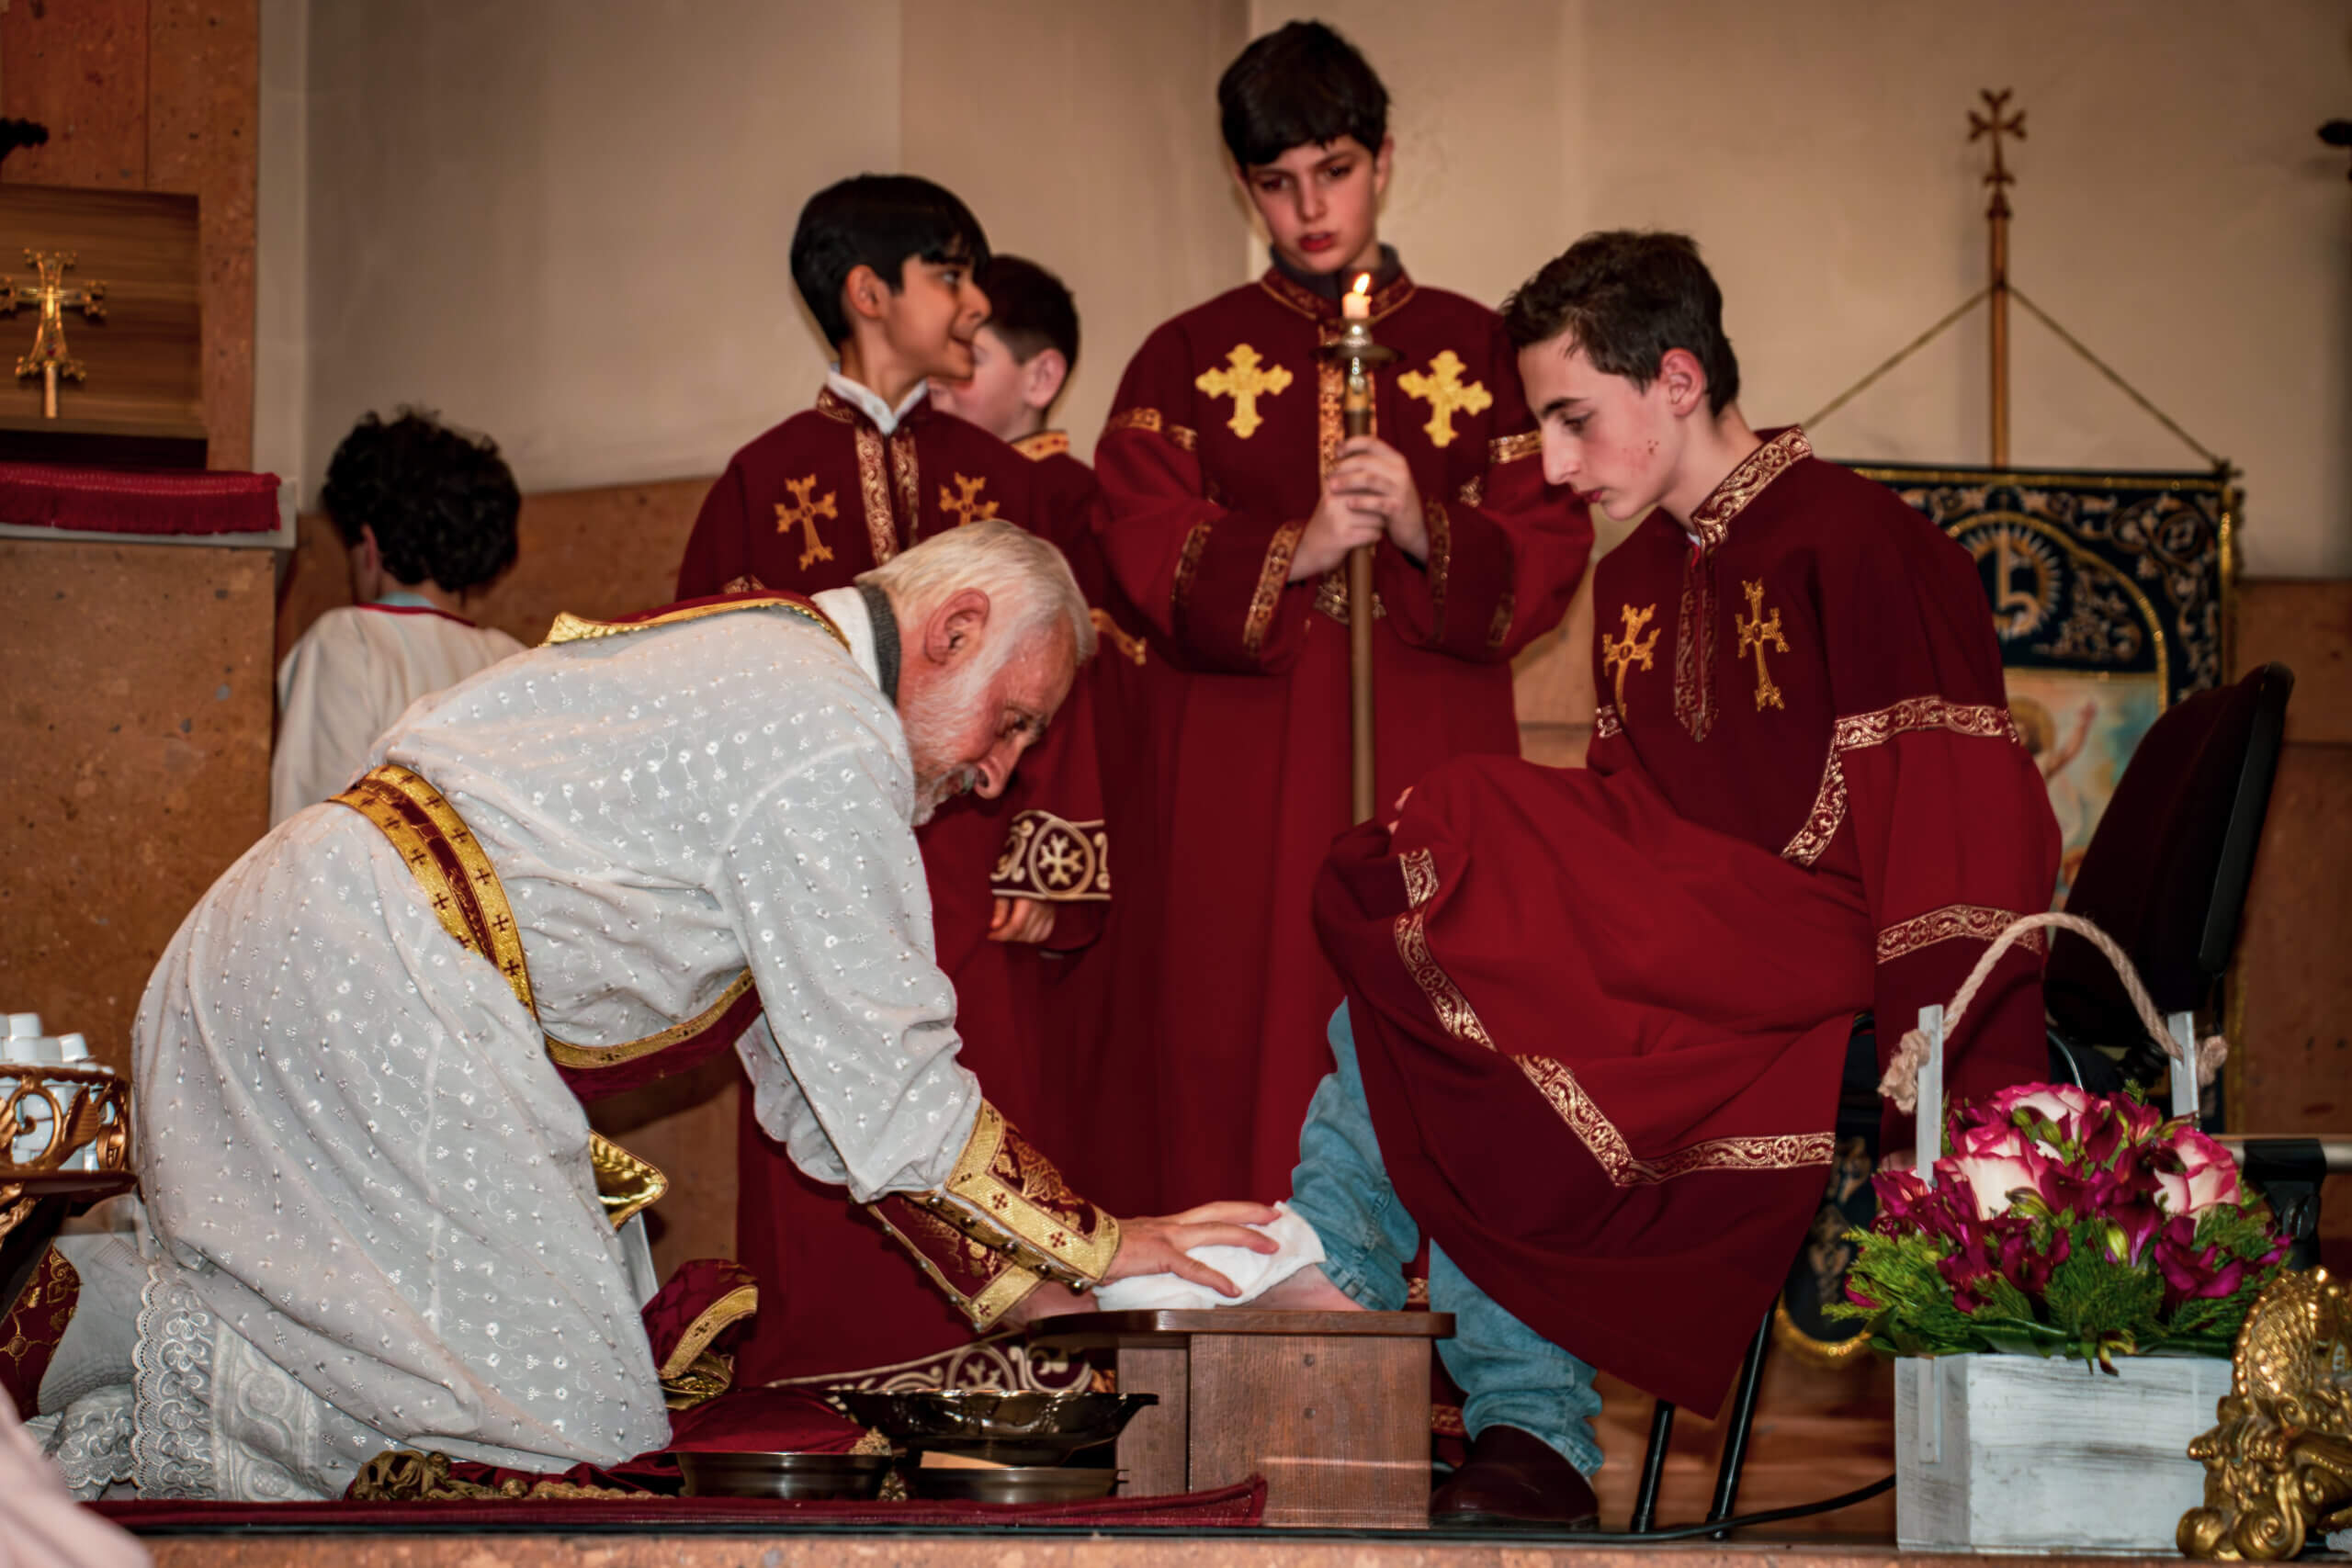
[899,648,1001,826]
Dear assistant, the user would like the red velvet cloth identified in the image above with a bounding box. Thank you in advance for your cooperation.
[1092,268,1592,1203]
[0,462,277,535]
[674,391,1111,1382]
[1310,434,2060,1414]
[96,1476,1267,1531]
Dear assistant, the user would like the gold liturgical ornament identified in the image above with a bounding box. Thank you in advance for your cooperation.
[0,249,106,419]
[2178,1268,2352,1561]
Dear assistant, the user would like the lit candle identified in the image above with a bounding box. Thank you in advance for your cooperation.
[1342,273,1372,321]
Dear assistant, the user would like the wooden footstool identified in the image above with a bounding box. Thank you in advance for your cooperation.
[1031,1310,1453,1529]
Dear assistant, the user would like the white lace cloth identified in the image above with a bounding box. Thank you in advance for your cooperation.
[131,604,989,1496]
[1,1398,147,1567]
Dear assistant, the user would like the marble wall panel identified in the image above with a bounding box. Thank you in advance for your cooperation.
[0,539,273,1070]
[0,0,150,189]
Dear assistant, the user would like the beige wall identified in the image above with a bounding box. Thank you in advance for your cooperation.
[1261,0,2352,577]
[277,2,2349,576]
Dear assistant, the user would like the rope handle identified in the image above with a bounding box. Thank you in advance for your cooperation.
[1877,910,2229,1114]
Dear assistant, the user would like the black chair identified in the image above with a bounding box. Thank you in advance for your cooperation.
[1633,662,2298,1535]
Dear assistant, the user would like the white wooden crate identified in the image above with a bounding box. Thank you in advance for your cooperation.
[1895,1353,2229,1553]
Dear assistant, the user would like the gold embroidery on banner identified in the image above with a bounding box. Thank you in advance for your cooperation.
[854,423,896,564]
[1781,751,1849,865]
[1833,695,2023,752]
[1601,604,1660,715]
[775,474,838,572]
[1488,430,1541,466]
[1104,407,1198,451]
[1593,702,1623,740]
[1397,350,1491,447]
[1673,556,1718,741]
[1245,524,1304,658]
[1399,847,1440,908]
[1012,431,1069,461]
[1735,579,1789,711]
[888,430,921,547]
[939,473,1000,527]
[544,596,847,652]
[1172,519,1212,616]
[1687,426,1812,552]
[1195,344,1292,438]
[1090,607,1148,666]
[1876,904,2048,964]
[990,810,1111,902]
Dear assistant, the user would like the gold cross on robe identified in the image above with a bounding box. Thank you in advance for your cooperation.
[1196,344,1292,439]
[1396,350,1491,448]
[939,473,1001,527]
[1600,604,1660,713]
[775,475,838,571]
[1736,580,1788,711]
[0,251,106,419]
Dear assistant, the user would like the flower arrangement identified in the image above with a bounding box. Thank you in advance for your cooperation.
[1836,1084,2289,1370]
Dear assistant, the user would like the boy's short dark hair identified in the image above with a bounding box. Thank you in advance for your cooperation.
[322,410,520,594]
[791,174,990,347]
[979,255,1079,379]
[1501,231,1742,415]
[1217,20,1388,169]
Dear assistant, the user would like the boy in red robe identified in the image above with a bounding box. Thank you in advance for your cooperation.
[1256,232,2060,1527]
[932,255,1168,1213]
[1093,21,1593,1206]
[674,180,1110,1387]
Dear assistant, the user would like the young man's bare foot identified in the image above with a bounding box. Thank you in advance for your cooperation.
[1005,1280,1098,1327]
[1252,1265,1366,1312]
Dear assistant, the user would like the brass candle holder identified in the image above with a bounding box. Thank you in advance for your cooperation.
[1322,275,1396,825]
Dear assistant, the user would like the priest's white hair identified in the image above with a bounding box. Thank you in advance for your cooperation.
[857,518,1096,665]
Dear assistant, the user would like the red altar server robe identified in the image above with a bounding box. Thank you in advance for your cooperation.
[675,388,1110,1382]
[1094,265,1591,1203]
[1312,428,2062,1411]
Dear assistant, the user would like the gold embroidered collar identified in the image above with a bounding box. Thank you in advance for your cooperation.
[1012,430,1069,460]
[1685,425,1811,553]
[1258,266,1417,325]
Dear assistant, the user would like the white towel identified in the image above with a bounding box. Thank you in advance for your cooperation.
[1093,1201,1329,1312]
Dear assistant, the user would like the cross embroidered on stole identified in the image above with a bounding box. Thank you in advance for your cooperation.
[1601,603,1660,713]
[775,475,838,571]
[1735,580,1788,711]
[939,473,1001,527]
[1196,344,1292,439]
[1396,350,1492,448]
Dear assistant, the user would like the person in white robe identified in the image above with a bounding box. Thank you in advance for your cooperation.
[269,411,526,826]
[34,522,1272,1501]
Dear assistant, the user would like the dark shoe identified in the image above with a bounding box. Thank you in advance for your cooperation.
[1430,1425,1600,1530]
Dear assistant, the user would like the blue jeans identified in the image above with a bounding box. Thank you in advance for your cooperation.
[1286,1003,1605,1478]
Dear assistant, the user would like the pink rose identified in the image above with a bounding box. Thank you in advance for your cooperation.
[1939,1148,2048,1221]
[1985,1082,2095,1132]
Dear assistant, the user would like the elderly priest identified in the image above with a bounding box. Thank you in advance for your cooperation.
[21,522,1272,1501]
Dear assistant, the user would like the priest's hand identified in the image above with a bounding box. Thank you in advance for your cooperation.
[1005,1280,1098,1326]
[1292,482,1387,581]
[1326,435,1427,560]
[989,896,1057,944]
[1103,1201,1283,1296]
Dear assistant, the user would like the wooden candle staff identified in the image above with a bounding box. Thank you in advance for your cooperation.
[1326,274,1395,824]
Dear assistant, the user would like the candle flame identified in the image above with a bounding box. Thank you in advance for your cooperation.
[1350,273,1372,299]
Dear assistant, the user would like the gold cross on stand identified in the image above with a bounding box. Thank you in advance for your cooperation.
[775,475,837,572]
[1196,344,1292,439]
[1736,580,1788,711]
[1396,350,1492,448]
[1600,603,1660,713]
[0,251,106,419]
[939,473,1000,527]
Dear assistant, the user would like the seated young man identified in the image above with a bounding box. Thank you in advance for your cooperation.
[675,182,1112,1391]
[270,411,523,825]
[1258,231,2061,1528]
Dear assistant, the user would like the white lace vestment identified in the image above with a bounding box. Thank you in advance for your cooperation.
[129,597,983,1497]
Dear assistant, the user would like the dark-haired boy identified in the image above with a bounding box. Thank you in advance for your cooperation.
[271,411,524,825]
[933,256,1170,1213]
[1093,21,1592,1210]
[676,183,1113,1387]
[1264,231,2059,1526]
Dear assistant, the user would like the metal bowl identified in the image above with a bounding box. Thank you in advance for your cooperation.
[828,1390,1157,1466]
[908,1463,1118,1505]
[674,1450,895,1500]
